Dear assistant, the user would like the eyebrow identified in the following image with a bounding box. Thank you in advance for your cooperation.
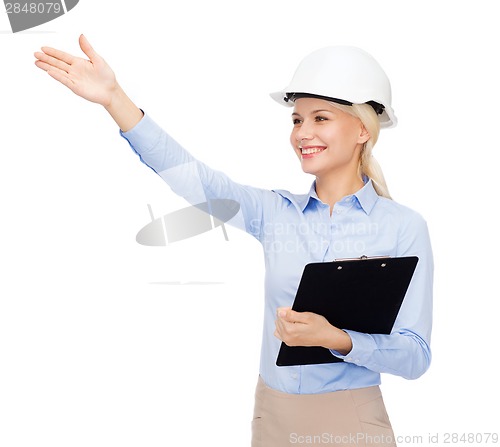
[291,109,335,117]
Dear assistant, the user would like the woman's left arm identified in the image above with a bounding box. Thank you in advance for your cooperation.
[333,212,434,379]
[275,212,433,379]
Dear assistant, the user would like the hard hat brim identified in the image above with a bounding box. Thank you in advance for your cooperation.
[269,90,397,129]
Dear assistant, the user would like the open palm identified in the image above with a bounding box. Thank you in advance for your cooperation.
[34,34,117,107]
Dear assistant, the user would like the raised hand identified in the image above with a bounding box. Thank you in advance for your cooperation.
[34,34,117,107]
[34,34,143,131]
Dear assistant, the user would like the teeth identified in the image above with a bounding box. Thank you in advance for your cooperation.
[301,147,325,155]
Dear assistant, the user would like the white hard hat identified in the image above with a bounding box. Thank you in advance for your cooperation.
[270,46,397,128]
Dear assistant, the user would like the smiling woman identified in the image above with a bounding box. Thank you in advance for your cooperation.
[34,39,433,447]
[278,47,392,201]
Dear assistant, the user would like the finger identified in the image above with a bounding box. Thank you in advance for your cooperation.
[275,317,289,338]
[34,51,71,73]
[34,60,52,72]
[46,68,75,90]
[35,60,66,76]
[79,34,98,61]
[40,46,75,65]
[275,318,282,332]
[275,317,293,337]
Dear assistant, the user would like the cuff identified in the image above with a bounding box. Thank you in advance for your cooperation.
[329,330,377,366]
[119,111,163,153]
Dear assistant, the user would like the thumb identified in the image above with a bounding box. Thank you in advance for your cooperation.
[79,34,98,61]
[277,307,298,322]
[279,308,310,324]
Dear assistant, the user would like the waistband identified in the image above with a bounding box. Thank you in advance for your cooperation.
[257,375,382,405]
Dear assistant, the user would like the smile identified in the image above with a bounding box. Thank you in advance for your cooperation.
[300,146,327,156]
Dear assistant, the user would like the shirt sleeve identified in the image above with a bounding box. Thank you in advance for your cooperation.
[330,211,434,380]
[120,112,273,240]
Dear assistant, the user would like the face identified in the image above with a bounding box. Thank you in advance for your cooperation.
[290,97,369,179]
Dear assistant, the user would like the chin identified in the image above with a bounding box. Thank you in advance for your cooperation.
[299,160,322,176]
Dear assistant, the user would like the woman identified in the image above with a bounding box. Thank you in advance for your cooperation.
[35,37,433,446]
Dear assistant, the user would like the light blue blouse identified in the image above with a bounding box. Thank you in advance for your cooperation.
[121,113,433,394]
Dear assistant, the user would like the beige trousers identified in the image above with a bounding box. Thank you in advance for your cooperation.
[251,376,397,447]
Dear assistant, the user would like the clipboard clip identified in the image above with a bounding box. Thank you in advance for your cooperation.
[334,254,391,262]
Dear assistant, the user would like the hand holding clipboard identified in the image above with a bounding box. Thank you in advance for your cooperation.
[276,256,419,366]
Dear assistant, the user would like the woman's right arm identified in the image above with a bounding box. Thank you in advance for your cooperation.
[35,35,273,239]
[34,34,143,132]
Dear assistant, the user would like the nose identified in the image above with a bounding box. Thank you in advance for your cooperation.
[294,119,314,143]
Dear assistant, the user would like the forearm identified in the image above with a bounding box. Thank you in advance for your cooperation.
[332,330,432,379]
[104,83,144,132]
[120,113,272,239]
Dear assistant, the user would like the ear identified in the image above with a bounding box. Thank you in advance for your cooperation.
[358,123,370,144]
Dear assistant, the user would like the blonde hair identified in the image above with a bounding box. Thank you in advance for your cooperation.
[329,102,392,199]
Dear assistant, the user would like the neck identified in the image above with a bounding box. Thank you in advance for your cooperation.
[315,170,364,213]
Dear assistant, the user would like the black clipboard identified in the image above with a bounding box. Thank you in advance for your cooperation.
[276,256,419,367]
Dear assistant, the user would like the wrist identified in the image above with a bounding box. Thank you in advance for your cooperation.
[323,327,352,355]
[104,82,125,110]
[104,84,143,132]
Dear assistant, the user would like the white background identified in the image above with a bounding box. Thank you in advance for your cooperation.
[1,1,499,446]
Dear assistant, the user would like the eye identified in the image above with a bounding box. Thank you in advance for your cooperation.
[315,115,328,122]
[292,118,302,125]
